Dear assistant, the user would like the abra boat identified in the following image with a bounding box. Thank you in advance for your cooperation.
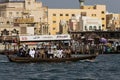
[7,54,97,63]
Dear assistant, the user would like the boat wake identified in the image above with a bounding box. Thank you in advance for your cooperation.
[80,59,95,62]
[0,60,9,63]
[0,55,9,63]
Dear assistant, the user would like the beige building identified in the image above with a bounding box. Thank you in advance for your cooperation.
[48,5,106,34]
[106,13,120,31]
[0,0,47,22]
[0,0,48,35]
[0,0,107,35]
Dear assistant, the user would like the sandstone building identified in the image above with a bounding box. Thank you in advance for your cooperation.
[0,0,108,35]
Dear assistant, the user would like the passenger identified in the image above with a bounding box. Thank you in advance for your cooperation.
[57,48,63,58]
[40,48,46,59]
[17,48,23,57]
[50,48,54,58]
[66,48,71,58]
[63,48,67,58]
[19,48,26,57]
[22,49,26,57]
[35,48,40,58]
[29,49,35,58]
[47,48,53,58]
[26,48,30,57]
[32,48,36,57]
[44,48,48,58]
[53,48,58,58]
[28,49,31,57]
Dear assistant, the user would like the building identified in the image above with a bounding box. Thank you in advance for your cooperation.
[0,0,107,35]
[0,0,47,22]
[106,13,120,31]
[0,0,48,35]
[69,15,80,32]
[80,16,102,31]
[69,15,102,31]
[48,4,106,34]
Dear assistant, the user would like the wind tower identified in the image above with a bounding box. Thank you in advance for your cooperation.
[79,0,85,7]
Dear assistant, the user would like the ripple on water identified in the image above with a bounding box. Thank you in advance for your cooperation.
[0,54,120,80]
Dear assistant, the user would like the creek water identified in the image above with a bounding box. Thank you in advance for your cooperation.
[0,54,120,80]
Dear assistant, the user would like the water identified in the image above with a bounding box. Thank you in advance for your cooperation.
[0,54,120,80]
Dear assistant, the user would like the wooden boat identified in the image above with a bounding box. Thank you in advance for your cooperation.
[7,54,97,63]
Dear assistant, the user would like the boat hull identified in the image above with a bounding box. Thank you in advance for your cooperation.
[7,55,97,63]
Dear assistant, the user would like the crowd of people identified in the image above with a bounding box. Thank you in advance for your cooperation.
[71,39,120,54]
[16,38,120,58]
[17,44,71,59]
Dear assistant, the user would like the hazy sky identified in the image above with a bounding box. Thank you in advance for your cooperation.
[41,0,120,13]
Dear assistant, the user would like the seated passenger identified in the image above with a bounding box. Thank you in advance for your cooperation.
[40,48,46,59]
[29,49,35,58]
[57,48,63,58]
[66,48,71,58]
[35,48,40,58]
[62,48,67,58]
[53,48,58,58]
[18,48,26,57]
[47,48,53,58]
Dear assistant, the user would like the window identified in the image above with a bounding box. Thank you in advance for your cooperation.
[101,11,105,14]
[53,14,56,16]
[89,26,92,30]
[102,24,105,27]
[92,14,96,16]
[99,26,101,29]
[72,14,75,16]
[53,21,56,23]
[7,21,10,24]
[60,14,63,16]
[53,28,56,30]
[16,12,19,14]
[94,26,96,30]
[16,12,19,16]
[28,2,31,5]
[66,14,69,16]
[85,26,87,30]
[102,18,105,20]
[81,12,86,16]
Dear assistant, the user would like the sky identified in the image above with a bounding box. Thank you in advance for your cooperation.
[41,0,120,13]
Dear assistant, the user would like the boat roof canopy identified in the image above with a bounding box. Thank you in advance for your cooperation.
[19,34,71,42]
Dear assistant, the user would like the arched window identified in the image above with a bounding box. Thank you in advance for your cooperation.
[94,26,96,30]
[99,26,101,30]
[89,26,92,30]
[11,29,19,34]
[1,29,9,35]
[85,26,87,30]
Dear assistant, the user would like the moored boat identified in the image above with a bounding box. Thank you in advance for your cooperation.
[7,54,97,63]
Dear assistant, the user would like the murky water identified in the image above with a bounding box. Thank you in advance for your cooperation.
[0,54,120,80]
